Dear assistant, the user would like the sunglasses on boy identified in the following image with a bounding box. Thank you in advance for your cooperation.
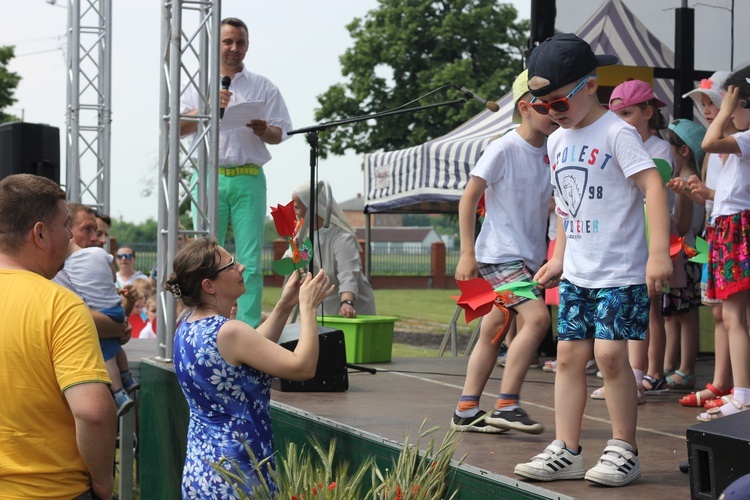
[117,253,134,260]
[530,76,594,115]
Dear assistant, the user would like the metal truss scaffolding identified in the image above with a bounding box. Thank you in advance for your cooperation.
[65,0,112,210]
[156,0,221,360]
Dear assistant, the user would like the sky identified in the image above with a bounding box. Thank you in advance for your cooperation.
[2,0,748,224]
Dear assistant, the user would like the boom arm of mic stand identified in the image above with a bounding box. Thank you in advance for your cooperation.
[287,97,469,136]
[287,96,470,273]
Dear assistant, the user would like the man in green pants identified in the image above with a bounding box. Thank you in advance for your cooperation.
[180,17,292,327]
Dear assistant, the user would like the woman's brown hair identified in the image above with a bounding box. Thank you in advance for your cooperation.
[164,237,223,309]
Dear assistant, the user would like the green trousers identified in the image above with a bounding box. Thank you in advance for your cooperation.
[191,169,266,327]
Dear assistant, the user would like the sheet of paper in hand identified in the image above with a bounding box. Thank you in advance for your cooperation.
[220,101,266,130]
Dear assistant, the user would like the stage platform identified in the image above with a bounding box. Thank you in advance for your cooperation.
[270,355,716,500]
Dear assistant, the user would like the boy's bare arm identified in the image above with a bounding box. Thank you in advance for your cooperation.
[455,176,487,280]
[535,215,565,287]
[634,168,673,295]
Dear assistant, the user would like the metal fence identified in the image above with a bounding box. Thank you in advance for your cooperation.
[127,243,459,277]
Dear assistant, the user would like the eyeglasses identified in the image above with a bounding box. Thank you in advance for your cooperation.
[116,253,134,260]
[530,77,593,115]
[213,256,236,277]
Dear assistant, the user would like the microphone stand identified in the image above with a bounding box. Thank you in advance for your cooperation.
[287,96,469,256]
[287,95,470,375]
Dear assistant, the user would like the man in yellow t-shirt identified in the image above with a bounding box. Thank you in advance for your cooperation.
[0,174,116,499]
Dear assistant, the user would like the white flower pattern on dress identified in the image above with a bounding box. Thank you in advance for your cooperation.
[174,314,275,497]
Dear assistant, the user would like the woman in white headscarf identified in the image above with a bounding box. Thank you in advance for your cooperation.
[291,181,376,318]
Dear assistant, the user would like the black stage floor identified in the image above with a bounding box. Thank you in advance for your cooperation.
[271,355,717,500]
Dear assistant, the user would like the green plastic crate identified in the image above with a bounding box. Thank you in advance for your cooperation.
[317,315,398,363]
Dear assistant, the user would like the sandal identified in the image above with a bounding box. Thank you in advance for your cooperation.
[697,396,750,422]
[679,383,732,408]
[665,370,696,391]
[703,388,735,409]
[642,374,669,395]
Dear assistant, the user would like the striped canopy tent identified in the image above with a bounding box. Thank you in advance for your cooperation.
[363,0,675,215]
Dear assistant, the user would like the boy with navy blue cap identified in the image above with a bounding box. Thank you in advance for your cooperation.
[513,33,672,487]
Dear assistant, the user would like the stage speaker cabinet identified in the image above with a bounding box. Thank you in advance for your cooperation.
[271,324,348,392]
[687,409,750,499]
[0,122,60,184]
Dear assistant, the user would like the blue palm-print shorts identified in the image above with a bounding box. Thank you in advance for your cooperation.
[557,280,649,341]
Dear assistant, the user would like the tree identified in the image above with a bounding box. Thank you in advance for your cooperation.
[110,217,159,245]
[314,0,528,158]
[0,46,21,123]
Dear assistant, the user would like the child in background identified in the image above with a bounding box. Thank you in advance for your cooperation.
[128,277,152,338]
[451,69,558,435]
[591,78,675,400]
[514,33,671,487]
[674,71,735,409]
[693,66,750,421]
[663,119,706,394]
[137,295,157,339]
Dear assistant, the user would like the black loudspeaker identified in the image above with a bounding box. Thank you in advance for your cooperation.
[271,325,348,392]
[0,122,60,184]
[686,410,750,499]
[530,0,556,45]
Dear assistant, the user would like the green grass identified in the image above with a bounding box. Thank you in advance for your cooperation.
[391,343,439,357]
[263,286,467,326]
[263,287,462,359]
[263,287,720,357]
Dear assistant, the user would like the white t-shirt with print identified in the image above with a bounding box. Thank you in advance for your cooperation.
[711,130,750,219]
[549,111,654,288]
[472,130,552,271]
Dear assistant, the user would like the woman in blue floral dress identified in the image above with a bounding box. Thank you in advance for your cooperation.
[166,237,334,497]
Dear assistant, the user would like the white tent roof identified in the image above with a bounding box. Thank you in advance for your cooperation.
[363,0,675,214]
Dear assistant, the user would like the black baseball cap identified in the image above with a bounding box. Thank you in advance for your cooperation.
[527,33,618,97]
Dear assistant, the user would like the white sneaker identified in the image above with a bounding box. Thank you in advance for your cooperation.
[584,439,641,487]
[514,440,585,481]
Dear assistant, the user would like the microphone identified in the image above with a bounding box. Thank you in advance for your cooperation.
[457,86,499,112]
[220,76,231,119]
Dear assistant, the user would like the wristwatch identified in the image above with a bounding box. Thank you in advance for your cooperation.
[341,299,354,307]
